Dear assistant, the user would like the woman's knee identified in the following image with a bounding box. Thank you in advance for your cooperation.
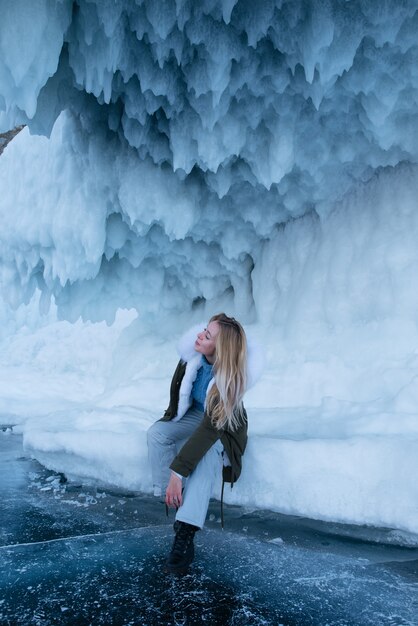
[147,420,172,445]
[147,421,159,443]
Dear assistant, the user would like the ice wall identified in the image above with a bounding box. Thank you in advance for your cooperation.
[2,1,418,534]
[1,0,418,322]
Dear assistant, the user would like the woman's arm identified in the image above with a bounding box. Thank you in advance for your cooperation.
[169,413,221,477]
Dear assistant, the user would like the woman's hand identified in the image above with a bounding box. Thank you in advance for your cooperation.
[165,472,183,508]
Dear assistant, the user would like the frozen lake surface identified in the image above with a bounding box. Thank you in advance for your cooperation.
[1,426,418,625]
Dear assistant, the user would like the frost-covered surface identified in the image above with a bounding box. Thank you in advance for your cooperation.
[2,0,418,319]
[13,296,418,535]
[1,1,418,537]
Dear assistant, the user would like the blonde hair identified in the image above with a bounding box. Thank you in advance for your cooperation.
[206,313,247,431]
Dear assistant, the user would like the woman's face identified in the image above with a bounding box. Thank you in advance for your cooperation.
[194,321,220,359]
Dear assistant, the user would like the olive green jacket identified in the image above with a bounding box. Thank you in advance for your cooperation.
[159,359,248,484]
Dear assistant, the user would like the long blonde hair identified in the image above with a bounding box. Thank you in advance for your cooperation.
[206,313,247,431]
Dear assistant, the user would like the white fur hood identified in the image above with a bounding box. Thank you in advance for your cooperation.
[176,322,264,390]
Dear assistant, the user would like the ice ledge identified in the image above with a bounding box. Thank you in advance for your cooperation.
[23,405,418,536]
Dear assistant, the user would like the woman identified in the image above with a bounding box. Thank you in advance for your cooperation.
[147,313,257,574]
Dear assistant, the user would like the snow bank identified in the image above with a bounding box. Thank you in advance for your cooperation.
[24,407,153,492]
[244,411,418,533]
[22,399,418,534]
[19,291,418,535]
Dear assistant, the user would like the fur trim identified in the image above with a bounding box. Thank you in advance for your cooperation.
[172,353,201,422]
[177,322,206,362]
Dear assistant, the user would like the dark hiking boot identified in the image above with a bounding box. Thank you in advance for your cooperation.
[164,521,199,574]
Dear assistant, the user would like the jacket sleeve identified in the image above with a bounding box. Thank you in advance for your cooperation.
[162,359,186,419]
[169,413,222,477]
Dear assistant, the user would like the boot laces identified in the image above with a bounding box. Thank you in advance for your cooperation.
[172,524,194,555]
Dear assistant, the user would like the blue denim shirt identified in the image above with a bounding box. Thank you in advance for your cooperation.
[191,356,213,411]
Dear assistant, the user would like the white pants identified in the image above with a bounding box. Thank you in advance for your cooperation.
[147,406,223,529]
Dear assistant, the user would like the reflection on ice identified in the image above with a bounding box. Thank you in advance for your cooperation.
[1,526,417,626]
[1,434,417,625]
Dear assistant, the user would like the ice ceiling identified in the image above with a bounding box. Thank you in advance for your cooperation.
[1,0,418,322]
